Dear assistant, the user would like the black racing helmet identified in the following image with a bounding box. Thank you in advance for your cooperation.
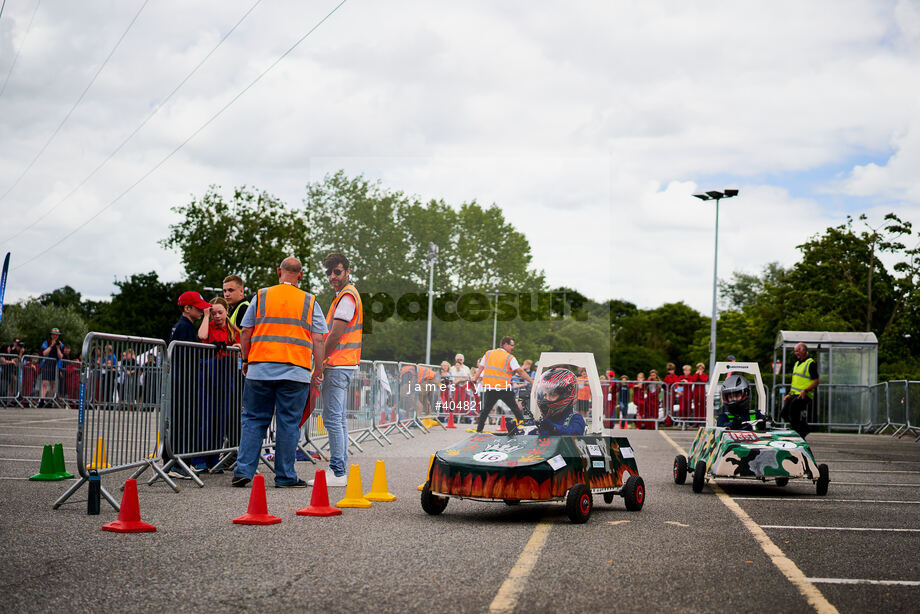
[720,374,751,413]
[535,368,577,420]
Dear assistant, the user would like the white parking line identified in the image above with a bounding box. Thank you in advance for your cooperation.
[489,520,553,613]
[659,431,839,614]
[0,444,76,450]
[827,482,920,487]
[832,469,919,474]
[0,433,78,439]
[806,578,920,587]
[0,457,75,462]
[761,525,920,532]
[733,498,920,504]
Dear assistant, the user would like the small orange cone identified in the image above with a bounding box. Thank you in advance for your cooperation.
[446,412,456,429]
[365,460,397,502]
[233,475,282,525]
[335,464,371,508]
[296,470,342,517]
[499,414,507,431]
[418,453,435,491]
[102,478,156,533]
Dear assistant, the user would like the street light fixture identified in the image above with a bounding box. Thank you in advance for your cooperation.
[425,243,438,364]
[693,189,739,378]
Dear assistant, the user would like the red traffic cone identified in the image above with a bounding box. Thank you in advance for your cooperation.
[499,414,507,431]
[102,478,156,533]
[296,470,342,517]
[233,475,282,525]
[446,412,457,429]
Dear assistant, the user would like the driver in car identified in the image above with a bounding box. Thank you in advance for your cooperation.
[529,368,586,436]
[717,374,768,430]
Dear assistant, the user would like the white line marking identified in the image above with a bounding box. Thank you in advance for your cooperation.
[0,417,77,426]
[489,521,552,613]
[832,470,919,474]
[659,431,839,614]
[0,457,75,462]
[0,433,77,439]
[806,578,920,587]
[761,525,920,532]
[0,444,77,450]
[733,498,920,504]
[827,482,920,487]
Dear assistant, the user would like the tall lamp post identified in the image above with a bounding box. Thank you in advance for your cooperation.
[692,189,739,378]
[491,288,500,348]
[425,243,438,364]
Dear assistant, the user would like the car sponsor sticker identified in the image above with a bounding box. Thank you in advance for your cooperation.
[473,451,508,463]
[768,440,798,449]
[587,444,603,456]
[592,460,605,468]
[620,446,634,458]
[727,431,759,442]
[547,454,566,471]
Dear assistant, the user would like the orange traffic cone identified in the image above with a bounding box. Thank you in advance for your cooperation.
[296,470,342,517]
[418,453,435,491]
[336,464,371,508]
[446,412,456,429]
[233,475,282,525]
[365,460,397,502]
[499,414,507,431]
[102,478,156,533]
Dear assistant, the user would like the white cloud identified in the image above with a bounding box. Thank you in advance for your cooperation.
[0,0,918,318]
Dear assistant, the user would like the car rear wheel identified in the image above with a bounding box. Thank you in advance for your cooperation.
[623,475,645,511]
[692,460,707,493]
[566,483,592,524]
[674,455,688,484]
[816,464,830,496]
[775,477,789,487]
[421,483,448,515]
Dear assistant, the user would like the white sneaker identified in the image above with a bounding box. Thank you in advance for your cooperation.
[324,474,348,487]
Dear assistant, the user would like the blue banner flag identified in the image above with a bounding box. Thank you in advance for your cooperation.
[0,252,9,325]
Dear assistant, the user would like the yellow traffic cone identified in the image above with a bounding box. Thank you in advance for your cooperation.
[147,431,160,459]
[336,464,371,508]
[86,437,110,469]
[365,460,397,502]
[417,453,435,491]
[316,416,327,436]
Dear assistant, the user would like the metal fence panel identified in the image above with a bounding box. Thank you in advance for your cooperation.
[0,353,20,405]
[53,332,169,511]
[160,340,244,486]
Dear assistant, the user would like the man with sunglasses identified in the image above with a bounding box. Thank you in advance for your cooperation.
[472,336,533,432]
[313,252,363,487]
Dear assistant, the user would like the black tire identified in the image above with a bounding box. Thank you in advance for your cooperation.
[775,477,789,487]
[623,475,645,511]
[566,483,592,524]
[692,460,707,493]
[816,464,830,496]
[603,492,614,504]
[504,499,520,506]
[673,455,688,485]
[420,483,448,515]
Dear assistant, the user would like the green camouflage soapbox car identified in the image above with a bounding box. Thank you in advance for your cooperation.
[421,353,645,523]
[673,361,830,495]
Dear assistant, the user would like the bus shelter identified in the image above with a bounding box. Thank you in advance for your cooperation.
[772,331,878,430]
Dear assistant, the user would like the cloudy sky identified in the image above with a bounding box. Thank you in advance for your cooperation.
[1,0,918,317]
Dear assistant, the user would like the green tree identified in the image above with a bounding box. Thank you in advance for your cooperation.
[92,272,198,341]
[161,185,311,290]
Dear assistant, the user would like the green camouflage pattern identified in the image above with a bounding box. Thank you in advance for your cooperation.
[687,427,820,480]
[429,433,640,501]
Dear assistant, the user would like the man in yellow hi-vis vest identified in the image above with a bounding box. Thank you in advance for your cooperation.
[472,336,533,432]
[233,257,327,489]
[782,342,818,438]
[316,252,362,487]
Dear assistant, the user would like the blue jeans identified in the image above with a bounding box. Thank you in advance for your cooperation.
[236,378,309,486]
[322,368,355,477]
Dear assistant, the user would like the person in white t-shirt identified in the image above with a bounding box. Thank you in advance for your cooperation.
[449,353,471,383]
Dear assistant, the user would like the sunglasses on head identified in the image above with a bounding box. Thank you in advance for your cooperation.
[325,268,344,277]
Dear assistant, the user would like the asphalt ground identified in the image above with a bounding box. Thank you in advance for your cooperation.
[1,407,918,613]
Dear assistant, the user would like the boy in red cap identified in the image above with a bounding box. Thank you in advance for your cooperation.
[171,291,210,343]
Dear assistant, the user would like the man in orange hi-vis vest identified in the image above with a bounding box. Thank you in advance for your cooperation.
[472,335,533,432]
[315,252,363,487]
[232,257,327,489]
[576,367,592,417]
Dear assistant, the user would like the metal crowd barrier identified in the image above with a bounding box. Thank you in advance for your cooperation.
[54,333,171,511]
[397,362,422,434]
[154,340,244,488]
[309,360,377,454]
[436,380,481,426]
[601,379,666,429]
[0,353,21,406]
[56,358,82,408]
[416,363,446,431]
[373,360,405,441]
